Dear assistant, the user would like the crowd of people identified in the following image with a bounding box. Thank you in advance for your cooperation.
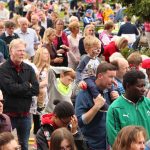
[0,0,150,150]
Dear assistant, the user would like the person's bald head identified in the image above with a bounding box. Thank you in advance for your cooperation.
[111,58,129,79]
[31,14,39,25]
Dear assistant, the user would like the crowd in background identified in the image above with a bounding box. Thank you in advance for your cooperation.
[0,0,150,150]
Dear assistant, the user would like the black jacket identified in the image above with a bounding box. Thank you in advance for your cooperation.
[0,32,19,45]
[0,59,39,113]
[36,124,88,150]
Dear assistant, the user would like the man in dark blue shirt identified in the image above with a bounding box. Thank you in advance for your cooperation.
[117,16,139,36]
[75,63,118,150]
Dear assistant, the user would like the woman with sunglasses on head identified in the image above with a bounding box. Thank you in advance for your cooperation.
[50,127,77,150]
[0,90,11,133]
[78,24,95,56]
[36,100,87,150]
[78,24,104,57]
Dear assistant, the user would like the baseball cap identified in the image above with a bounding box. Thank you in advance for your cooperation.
[86,9,93,14]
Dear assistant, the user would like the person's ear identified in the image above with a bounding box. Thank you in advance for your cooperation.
[54,114,58,119]
[60,72,64,78]
[139,63,142,67]
[97,73,103,79]
[126,83,131,89]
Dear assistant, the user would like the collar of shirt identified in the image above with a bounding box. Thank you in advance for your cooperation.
[10,59,23,73]
[5,31,15,37]
[19,28,30,34]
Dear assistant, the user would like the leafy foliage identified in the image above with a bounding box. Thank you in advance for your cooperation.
[120,47,150,59]
[119,0,150,21]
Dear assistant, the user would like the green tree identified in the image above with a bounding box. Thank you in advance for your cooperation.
[119,0,150,21]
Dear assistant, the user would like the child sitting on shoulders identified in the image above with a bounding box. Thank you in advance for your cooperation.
[76,35,108,111]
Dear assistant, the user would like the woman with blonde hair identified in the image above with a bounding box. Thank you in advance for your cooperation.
[32,47,50,148]
[113,125,147,150]
[33,47,50,109]
[79,24,96,56]
[43,27,64,66]
[103,36,128,62]
[67,21,81,70]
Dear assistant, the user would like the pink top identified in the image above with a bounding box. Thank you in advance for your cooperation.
[144,22,150,32]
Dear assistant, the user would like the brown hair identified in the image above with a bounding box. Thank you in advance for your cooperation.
[5,21,16,28]
[50,127,76,150]
[104,21,114,30]
[54,19,64,28]
[113,125,147,150]
[127,52,142,66]
[96,62,117,77]
[0,132,15,147]
[62,70,76,79]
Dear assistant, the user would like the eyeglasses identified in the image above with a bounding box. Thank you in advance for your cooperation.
[60,145,71,150]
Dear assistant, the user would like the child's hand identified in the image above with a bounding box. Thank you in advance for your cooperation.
[79,81,87,90]
[110,91,119,100]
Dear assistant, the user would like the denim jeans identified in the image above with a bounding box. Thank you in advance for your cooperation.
[10,115,31,150]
